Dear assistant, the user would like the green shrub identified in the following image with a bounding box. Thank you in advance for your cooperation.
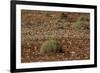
[74,15,90,30]
[40,40,62,54]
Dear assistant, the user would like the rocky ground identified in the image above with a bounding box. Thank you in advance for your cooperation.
[21,10,90,63]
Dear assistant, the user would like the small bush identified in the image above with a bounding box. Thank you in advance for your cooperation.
[74,15,90,30]
[40,40,62,54]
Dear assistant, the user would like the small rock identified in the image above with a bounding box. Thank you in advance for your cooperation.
[71,51,76,56]
[26,56,30,58]
[62,40,65,43]
[34,46,37,50]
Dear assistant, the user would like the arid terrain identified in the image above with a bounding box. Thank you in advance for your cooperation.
[21,10,90,63]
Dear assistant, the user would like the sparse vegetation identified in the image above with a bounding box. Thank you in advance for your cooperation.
[74,15,90,30]
[21,10,90,63]
[40,40,62,54]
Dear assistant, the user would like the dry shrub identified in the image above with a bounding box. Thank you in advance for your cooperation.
[40,39,63,54]
[74,15,90,30]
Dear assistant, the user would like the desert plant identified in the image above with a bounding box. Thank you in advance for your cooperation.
[40,39,63,54]
[74,15,90,30]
